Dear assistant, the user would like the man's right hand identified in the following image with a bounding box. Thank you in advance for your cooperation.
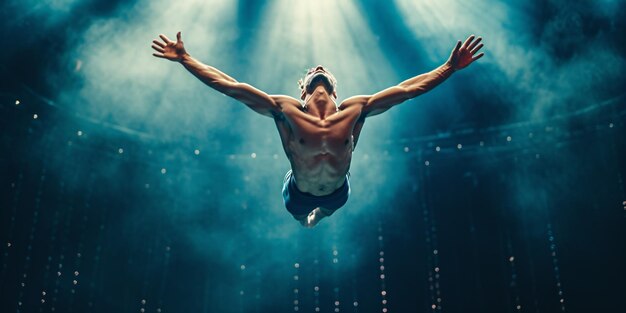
[152,31,187,62]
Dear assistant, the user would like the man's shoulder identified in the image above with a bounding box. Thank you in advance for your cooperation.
[271,95,301,105]
[339,95,369,109]
[269,95,302,120]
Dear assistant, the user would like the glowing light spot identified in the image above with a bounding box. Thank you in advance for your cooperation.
[353,301,358,307]
[381,290,386,296]
[609,122,614,128]
[433,249,438,255]
[74,271,79,276]
[506,136,512,142]
[15,100,20,105]
[335,300,340,306]
[251,152,257,158]
[33,114,38,119]
[425,160,430,166]
[457,143,462,149]
[240,264,245,270]
[509,256,515,262]
[77,130,83,136]
[161,168,167,174]
[435,267,440,272]
[404,146,410,152]
[72,280,77,285]
[118,148,124,154]
[194,149,200,155]
[435,146,440,152]
[141,299,146,305]
[314,286,319,291]
[333,250,338,256]
[294,263,299,268]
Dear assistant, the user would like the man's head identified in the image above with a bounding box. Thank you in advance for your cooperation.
[298,65,337,100]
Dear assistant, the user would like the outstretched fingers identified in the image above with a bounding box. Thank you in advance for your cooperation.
[152,39,165,48]
[159,34,172,44]
[467,36,482,51]
[472,52,485,62]
[470,43,484,55]
[176,31,182,42]
[461,34,475,50]
[152,53,167,59]
[151,44,164,53]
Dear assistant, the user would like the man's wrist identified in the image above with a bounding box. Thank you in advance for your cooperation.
[439,61,456,78]
[179,53,192,63]
[443,60,456,73]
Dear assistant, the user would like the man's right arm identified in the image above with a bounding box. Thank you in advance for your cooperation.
[152,32,282,118]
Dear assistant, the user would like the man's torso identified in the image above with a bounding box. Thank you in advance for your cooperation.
[273,95,365,196]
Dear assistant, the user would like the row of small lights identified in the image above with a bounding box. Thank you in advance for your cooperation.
[506,239,522,311]
[17,97,625,199]
[332,247,342,313]
[421,169,443,311]
[547,223,566,311]
[293,262,300,311]
[19,99,619,170]
[313,257,321,312]
[16,163,45,309]
[377,223,388,313]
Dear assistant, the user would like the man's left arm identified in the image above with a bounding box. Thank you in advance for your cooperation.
[356,35,484,117]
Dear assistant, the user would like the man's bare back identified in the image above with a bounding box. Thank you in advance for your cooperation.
[151,31,484,227]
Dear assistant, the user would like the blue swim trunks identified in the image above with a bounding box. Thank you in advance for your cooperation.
[282,170,351,217]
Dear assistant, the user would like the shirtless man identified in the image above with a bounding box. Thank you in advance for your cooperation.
[152,32,484,227]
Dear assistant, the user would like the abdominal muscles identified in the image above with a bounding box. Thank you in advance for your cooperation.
[287,135,352,196]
